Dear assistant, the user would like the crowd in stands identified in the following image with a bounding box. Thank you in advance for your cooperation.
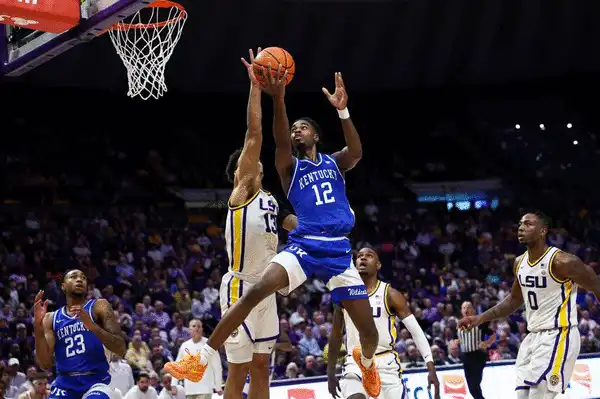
[0,111,599,397]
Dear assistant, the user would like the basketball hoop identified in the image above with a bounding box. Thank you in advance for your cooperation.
[107,0,187,100]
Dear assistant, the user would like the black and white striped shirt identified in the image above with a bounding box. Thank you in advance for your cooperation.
[458,322,492,353]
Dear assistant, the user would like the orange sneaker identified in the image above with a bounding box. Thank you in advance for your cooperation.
[352,346,381,398]
[164,350,207,383]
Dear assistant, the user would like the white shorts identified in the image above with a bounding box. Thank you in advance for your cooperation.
[340,351,407,399]
[220,272,279,364]
[515,326,580,393]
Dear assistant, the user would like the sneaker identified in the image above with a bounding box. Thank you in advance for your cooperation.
[164,350,207,382]
[352,346,381,397]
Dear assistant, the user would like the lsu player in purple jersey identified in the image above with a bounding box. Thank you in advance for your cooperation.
[166,65,381,397]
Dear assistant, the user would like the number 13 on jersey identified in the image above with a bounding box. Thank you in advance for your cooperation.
[312,182,335,205]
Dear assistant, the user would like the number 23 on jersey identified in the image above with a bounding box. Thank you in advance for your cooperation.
[65,334,86,357]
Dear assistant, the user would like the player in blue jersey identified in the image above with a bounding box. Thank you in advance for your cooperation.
[33,269,126,399]
[169,66,381,397]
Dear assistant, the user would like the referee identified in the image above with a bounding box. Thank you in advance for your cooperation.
[457,301,496,399]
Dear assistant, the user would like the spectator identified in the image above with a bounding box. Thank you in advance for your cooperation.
[16,374,48,399]
[123,374,158,399]
[109,354,135,395]
[172,320,222,398]
[157,374,184,399]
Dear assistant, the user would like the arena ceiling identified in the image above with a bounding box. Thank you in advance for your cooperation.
[10,0,600,93]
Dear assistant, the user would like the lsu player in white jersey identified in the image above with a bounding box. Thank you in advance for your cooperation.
[327,248,440,399]
[460,211,600,399]
[166,49,297,399]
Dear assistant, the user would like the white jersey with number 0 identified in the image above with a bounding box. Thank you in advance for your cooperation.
[344,280,397,354]
[516,246,578,332]
[225,189,279,284]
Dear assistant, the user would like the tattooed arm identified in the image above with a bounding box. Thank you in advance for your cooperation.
[552,251,600,299]
[91,299,127,356]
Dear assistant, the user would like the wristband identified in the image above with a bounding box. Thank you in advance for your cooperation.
[337,108,350,119]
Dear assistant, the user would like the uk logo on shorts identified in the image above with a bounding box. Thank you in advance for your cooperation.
[287,388,315,399]
[442,374,467,399]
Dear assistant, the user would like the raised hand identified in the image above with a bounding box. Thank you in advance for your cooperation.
[33,290,49,326]
[257,64,288,99]
[241,47,262,85]
[322,72,348,110]
[71,305,94,330]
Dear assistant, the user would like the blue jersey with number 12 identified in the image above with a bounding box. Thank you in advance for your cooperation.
[287,153,354,237]
[52,298,110,391]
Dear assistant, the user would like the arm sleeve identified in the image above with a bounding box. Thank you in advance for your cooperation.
[402,314,433,363]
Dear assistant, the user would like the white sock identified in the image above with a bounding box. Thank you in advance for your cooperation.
[200,345,217,365]
[360,353,373,369]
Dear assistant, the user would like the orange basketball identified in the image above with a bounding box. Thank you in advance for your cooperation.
[253,47,295,86]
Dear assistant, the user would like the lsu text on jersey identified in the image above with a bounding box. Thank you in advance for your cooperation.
[221,189,279,363]
[515,247,581,394]
[341,281,407,399]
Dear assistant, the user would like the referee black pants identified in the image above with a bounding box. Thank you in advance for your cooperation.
[461,350,487,399]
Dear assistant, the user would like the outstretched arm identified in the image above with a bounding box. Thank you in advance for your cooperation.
[272,92,294,189]
[91,299,127,356]
[553,251,600,299]
[476,256,524,324]
[236,84,263,182]
[229,49,265,207]
[35,312,55,370]
[323,73,362,172]
[389,287,440,397]
[257,65,294,191]
[388,287,433,366]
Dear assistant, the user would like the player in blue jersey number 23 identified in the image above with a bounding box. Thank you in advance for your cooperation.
[168,66,382,397]
[34,270,127,399]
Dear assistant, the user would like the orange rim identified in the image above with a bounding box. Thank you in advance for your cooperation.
[107,0,186,31]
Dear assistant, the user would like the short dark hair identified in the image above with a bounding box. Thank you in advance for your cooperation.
[225,148,243,184]
[295,117,323,140]
[62,269,78,283]
[523,210,551,229]
[138,373,150,381]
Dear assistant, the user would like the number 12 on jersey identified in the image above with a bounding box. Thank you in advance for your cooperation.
[312,182,335,205]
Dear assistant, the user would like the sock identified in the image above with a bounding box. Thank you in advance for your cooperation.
[200,345,217,365]
[360,353,373,369]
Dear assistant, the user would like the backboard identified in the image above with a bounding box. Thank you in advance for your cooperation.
[1,0,155,76]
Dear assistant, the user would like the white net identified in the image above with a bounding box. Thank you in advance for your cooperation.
[108,1,187,100]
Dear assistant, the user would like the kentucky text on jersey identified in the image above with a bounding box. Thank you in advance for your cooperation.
[52,298,110,392]
[297,168,340,190]
[288,154,355,237]
[56,323,90,340]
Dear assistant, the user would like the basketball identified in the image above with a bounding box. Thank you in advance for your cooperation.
[253,47,295,86]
